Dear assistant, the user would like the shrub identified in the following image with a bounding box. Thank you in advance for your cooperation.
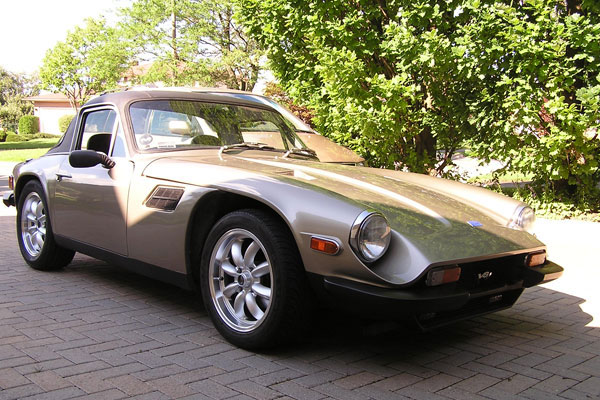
[0,130,6,142]
[58,114,75,133]
[30,132,58,139]
[5,132,28,142]
[18,115,39,135]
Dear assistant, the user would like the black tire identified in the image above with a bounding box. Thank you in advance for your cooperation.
[200,209,311,349]
[16,180,75,270]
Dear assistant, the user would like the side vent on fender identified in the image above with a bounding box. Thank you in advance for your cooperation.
[145,186,184,211]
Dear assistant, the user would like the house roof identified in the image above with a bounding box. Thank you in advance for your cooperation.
[121,62,153,80]
[24,93,70,103]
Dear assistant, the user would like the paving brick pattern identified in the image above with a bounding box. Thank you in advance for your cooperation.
[1,214,599,400]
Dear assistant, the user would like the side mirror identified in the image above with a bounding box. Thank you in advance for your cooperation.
[69,150,115,169]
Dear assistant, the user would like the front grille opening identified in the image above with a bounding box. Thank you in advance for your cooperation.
[419,254,528,292]
[416,288,524,330]
[458,255,526,292]
[145,186,184,211]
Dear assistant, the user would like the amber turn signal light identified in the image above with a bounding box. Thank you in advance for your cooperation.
[525,251,546,267]
[310,237,340,255]
[426,266,461,287]
[8,176,13,190]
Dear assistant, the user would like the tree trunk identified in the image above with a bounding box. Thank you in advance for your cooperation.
[171,0,178,85]
[565,0,582,15]
[415,126,436,172]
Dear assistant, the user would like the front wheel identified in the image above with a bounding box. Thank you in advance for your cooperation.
[16,180,75,270]
[200,209,311,349]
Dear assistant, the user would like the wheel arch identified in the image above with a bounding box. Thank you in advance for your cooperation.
[185,190,301,287]
[14,174,46,209]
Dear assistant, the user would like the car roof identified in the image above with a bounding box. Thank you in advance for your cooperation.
[48,88,281,155]
[85,88,270,110]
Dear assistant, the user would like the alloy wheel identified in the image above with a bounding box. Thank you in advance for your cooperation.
[209,228,273,332]
[21,192,46,259]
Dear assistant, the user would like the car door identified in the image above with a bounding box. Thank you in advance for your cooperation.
[52,107,134,255]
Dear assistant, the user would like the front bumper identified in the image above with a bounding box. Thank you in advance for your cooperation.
[319,260,563,330]
[3,192,15,207]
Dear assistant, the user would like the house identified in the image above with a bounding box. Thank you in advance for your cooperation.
[24,93,75,135]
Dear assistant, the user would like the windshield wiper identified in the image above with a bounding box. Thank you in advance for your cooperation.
[282,147,319,160]
[218,142,318,160]
[218,142,276,156]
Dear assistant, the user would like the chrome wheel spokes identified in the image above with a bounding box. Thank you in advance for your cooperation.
[210,229,273,332]
[21,192,46,259]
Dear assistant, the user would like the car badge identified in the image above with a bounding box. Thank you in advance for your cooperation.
[478,271,493,280]
[468,220,483,227]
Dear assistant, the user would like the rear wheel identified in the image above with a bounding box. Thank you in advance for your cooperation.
[200,209,310,349]
[17,181,75,270]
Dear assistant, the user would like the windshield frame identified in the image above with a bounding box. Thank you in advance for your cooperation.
[126,97,311,154]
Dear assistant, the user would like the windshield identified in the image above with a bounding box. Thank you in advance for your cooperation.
[129,100,307,151]
[209,93,315,133]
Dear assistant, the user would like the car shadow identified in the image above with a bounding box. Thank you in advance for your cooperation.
[58,252,596,360]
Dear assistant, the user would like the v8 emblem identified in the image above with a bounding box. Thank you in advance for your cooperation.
[478,271,493,280]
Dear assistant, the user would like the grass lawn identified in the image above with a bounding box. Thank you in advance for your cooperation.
[0,138,60,150]
[0,138,59,162]
[0,148,51,162]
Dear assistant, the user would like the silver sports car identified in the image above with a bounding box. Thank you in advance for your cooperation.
[3,88,563,349]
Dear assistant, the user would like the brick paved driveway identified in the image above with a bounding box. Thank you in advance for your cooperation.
[1,196,600,398]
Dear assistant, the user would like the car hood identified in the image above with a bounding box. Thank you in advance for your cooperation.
[143,151,543,266]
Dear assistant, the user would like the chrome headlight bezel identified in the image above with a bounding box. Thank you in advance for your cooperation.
[508,205,536,233]
[349,211,391,263]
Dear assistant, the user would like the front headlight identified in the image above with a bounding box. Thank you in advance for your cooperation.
[350,211,391,262]
[508,205,536,233]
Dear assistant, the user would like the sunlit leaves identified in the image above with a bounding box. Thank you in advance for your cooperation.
[240,0,600,205]
[119,0,264,90]
[39,18,130,108]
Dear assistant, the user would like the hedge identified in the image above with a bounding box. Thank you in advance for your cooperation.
[18,115,39,135]
[5,132,28,142]
[58,114,75,133]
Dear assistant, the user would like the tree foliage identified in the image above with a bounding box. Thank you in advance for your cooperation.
[239,0,600,205]
[119,0,263,90]
[263,82,315,128]
[39,18,131,109]
[0,67,36,131]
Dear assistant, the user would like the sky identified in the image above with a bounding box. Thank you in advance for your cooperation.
[0,0,121,75]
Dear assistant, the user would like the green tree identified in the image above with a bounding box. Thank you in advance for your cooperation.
[263,82,315,128]
[0,67,37,131]
[119,0,263,90]
[239,0,600,207]
[39,18,131,109]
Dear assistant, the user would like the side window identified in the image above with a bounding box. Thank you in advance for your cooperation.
[111,124,127,158]
[78,109,117,154]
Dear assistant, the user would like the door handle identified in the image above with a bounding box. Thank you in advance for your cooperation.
[56,173,72,182]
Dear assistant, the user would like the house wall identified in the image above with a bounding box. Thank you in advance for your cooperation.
[33,103,75,134]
